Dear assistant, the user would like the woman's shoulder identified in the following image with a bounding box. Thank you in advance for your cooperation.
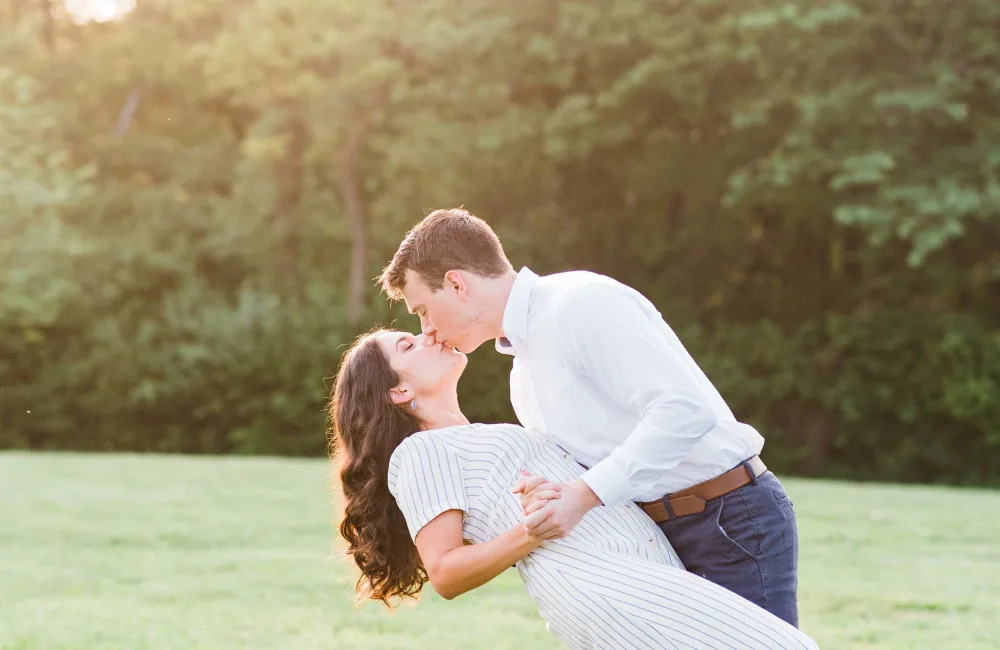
[390,423,524,463]
[386,426,476,489]
[419,422,525,438]
[387,426,465,469]
[429,422,531,442]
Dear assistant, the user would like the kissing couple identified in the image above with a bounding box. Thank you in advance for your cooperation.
[331,208,819,649]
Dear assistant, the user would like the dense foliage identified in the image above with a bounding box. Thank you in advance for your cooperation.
[3,0,999,485]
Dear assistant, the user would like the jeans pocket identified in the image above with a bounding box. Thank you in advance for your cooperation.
[771,487,795,511]
[713,492,762,560]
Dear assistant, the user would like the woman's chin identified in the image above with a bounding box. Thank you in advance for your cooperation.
[451,353,469,375]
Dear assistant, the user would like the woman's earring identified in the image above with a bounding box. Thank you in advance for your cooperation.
[410,399,417,411]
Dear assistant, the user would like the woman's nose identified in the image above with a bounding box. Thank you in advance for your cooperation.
[415,333,437,348]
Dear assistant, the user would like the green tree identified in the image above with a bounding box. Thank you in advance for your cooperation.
[2,0,998,485]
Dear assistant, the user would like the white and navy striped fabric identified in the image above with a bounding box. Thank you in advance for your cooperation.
[387,424,820,650]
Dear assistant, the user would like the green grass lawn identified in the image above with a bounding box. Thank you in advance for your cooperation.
[1,452,998,650]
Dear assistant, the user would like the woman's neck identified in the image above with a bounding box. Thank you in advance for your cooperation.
[419,392,470,431]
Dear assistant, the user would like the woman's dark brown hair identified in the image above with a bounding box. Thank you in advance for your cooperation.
[329,330,426,607]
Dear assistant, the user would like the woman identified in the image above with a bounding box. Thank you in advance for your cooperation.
[331,329,819,650]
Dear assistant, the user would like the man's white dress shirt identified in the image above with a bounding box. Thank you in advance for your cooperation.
[496,267,765,507]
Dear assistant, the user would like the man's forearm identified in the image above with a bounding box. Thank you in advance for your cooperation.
[568,477,603,509]
[581,402,717,507]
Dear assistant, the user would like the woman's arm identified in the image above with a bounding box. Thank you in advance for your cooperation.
[414,510,540,600]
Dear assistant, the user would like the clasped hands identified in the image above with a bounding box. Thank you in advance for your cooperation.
[512,470,602,541]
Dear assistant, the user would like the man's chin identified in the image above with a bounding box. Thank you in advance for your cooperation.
[451,339,483,355]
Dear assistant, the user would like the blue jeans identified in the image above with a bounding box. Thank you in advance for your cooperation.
[657,470,800,627]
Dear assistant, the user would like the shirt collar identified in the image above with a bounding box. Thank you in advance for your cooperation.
[495,267,538,356]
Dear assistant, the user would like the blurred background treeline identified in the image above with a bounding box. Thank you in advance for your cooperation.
[2,0,999,486]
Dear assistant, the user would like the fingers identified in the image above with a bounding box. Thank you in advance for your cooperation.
[528,479,560,494]
[521,480,561,502]
[521,476,550,496]
[529,519,563,539]
[524,495,556,515]
[521,504,567,540]
[521,505,552,531]
[513,472,561,521]
[537,526,565,540]
[524,500,545,515]
[511,469,534,494]
[527,489,561,505]
[521,482,560,510]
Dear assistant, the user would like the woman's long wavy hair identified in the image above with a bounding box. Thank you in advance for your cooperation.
[329,330,425,607]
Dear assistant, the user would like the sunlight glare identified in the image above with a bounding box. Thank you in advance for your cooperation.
[65,0,136,23]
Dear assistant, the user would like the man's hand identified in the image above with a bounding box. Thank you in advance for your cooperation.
[512,470,562,514]
[516,475,602,540]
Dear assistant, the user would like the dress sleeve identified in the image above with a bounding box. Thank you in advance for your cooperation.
[387,434,468,541]
[557,282,719,507]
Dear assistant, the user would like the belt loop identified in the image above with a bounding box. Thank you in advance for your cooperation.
[661,496,676,521]
[741,459,759,486]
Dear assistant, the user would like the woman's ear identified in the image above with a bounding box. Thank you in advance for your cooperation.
[389,385,412,406]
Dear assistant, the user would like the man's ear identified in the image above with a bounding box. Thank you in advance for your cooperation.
[389,385,413,406]
[443,270,467,296]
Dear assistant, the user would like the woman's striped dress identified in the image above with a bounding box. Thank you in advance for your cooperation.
[387,423,820,650]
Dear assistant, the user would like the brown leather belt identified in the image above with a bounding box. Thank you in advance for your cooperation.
[638,456,767,523]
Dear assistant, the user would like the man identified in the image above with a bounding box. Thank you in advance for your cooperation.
[379,207,800,627]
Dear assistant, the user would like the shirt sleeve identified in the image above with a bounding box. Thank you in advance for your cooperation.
[387,434,468,541]
[558,282,719,507]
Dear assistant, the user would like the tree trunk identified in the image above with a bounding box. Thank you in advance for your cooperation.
[7,0,23,24]
[276,115,307,286]
[336,93,388,328]
[800,406,833,476]
[337,118,372,328]
[40,0,54,53]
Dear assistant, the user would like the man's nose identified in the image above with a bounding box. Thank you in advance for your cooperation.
[420,320,437,341]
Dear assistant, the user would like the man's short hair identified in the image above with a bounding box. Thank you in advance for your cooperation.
[380,208,512,300]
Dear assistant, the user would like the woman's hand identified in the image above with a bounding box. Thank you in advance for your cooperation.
[518,477,602,541]
[514,469,595,541]
[512,469,562,514]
